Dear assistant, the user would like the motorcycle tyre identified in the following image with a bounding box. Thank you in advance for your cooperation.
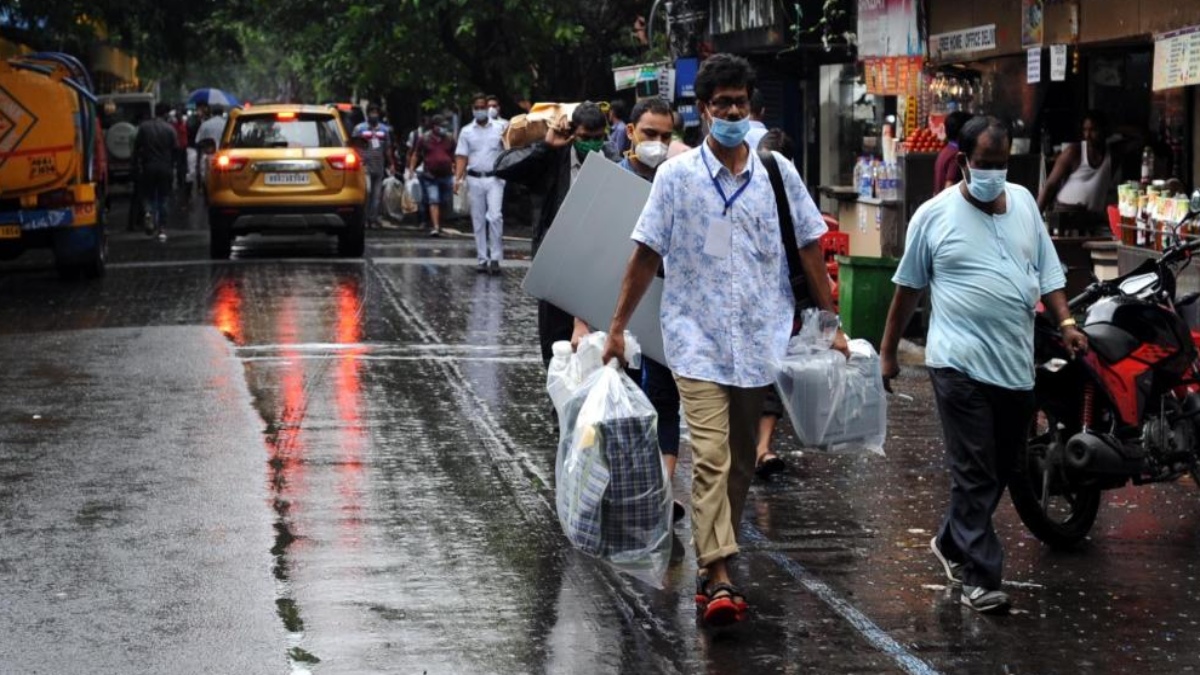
[1009,409,1102,549]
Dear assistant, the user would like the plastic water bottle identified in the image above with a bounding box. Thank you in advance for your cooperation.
[853,157,864,198]
[546,341,577,416]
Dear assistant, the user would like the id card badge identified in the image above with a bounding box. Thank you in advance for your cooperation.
[703,218,733,258]
[370,136,382,150]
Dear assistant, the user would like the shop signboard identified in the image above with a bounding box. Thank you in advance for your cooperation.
[1152,24,1200,91]
[674,57,698,99]
[857,0,922,58]
[863,56,923,96]
[929,24,997,60]
[612,61,669,93]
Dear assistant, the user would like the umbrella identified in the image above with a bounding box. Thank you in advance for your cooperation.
[187,88,242,108]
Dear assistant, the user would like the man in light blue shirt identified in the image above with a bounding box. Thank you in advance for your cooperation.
[880,116,1088,615]
[601,54,843,628]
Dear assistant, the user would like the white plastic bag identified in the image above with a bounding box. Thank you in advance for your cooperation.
[773,309,887,455]
[555,361,671,588]
[545,331,642,424]
[382,175,406,220]
[406,176,423,203]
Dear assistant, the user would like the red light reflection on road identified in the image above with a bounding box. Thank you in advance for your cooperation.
[212,278,244,345]
[333,279,365,548]
[274,296,308,528]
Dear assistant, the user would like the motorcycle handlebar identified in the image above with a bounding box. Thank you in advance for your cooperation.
[1065,210,1200,312]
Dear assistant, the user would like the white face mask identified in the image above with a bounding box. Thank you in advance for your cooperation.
[487,106,500,119]
[634,140,669,168]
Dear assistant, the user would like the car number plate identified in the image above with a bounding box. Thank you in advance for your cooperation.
[264,173,311,186]
[0,225,19,239]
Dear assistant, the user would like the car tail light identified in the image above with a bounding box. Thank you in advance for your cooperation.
[215,154,248,172]
[276,111,297,121]
[328,153,360,171]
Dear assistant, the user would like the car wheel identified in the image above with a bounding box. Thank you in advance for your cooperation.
[338,212,365,257]
[209,210,233,260]
[81,220,108,279]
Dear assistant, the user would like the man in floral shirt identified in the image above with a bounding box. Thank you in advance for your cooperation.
[602,54,843,627]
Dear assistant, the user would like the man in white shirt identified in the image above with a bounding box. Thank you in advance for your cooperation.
[194,105,228,150]
[486,95,508,133]
[455,93,508,275]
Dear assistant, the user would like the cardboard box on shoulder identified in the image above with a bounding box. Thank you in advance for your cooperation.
[503,102,581,149]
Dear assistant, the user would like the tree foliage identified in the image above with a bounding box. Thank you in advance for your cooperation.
[1,0,650,109]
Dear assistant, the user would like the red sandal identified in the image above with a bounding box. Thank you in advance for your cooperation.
[696,578,748,628]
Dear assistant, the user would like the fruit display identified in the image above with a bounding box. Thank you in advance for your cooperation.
[903,128,945,153]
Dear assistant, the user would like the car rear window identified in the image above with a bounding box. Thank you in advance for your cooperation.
[228,114,343,149]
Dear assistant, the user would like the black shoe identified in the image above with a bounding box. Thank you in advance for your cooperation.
[755,453,785,479]
[672,500,686,523]
[476,262,488,274]
[488,260,501,276]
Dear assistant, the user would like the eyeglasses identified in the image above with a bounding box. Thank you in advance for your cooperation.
[708,96,749,113]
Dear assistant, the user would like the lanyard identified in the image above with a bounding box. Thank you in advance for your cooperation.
[701,146,753,215]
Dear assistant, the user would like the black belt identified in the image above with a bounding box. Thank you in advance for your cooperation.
[467,169,494,178]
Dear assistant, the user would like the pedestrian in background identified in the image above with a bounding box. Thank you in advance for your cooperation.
[934,111,972,192]
[455,93,507,275]
[601,55,843,627]
[487,95,508,132]
[170,108,189,194]
[744,90,768,150]
[753,127,798,479]
[613,97,687,522]
[409,114,457,237]
[608,100,630,156]
[494,102,620,366]
[353,104,397,229]
[880,116,1088,615]
[133,103,178,243]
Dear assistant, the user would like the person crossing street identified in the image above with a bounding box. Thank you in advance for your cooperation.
[601,55,843,628]
[455,94,507,275]
[352,104,397,229]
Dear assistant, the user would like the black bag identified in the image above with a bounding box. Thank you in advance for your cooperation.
[759,151,813,316]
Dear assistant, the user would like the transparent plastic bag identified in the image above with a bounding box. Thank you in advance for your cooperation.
[545,331,642,424]
[555,361,671,588]
[382,175,407,219]
[774,309,887,456]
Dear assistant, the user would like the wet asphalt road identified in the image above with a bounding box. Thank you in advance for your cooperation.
[3,196,1200,674]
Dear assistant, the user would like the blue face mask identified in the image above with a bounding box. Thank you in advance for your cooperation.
[472,109,488,123]
[709,116,750,148]
[966,167,1007,203]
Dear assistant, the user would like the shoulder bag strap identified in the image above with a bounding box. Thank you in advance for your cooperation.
[758,151,808,305]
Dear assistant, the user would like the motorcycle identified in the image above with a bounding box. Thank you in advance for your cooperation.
[1012,190,1200,548]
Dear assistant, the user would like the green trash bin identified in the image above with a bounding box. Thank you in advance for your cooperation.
[834,255,900,349]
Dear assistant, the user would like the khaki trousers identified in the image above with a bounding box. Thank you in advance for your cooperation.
[674,375,765,568]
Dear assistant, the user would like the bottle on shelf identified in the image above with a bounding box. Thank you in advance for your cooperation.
[1141,146,1154,187]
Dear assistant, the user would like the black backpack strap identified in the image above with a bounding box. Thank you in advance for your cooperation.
[758,151,810,309]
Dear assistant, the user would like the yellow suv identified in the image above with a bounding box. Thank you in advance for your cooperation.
[207,104,367,258]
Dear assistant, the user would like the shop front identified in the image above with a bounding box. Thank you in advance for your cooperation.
[916,0,1200,295]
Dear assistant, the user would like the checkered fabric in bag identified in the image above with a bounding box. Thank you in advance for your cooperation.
[557,429,609,555]
[595,416,663,555]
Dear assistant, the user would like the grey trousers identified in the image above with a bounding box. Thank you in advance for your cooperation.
[366,171,386,223]
[928,367,1036,590]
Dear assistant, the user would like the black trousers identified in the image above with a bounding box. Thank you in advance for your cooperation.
[641,357,680,456]
[928,367,1036,590]
[538,300,575,367]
